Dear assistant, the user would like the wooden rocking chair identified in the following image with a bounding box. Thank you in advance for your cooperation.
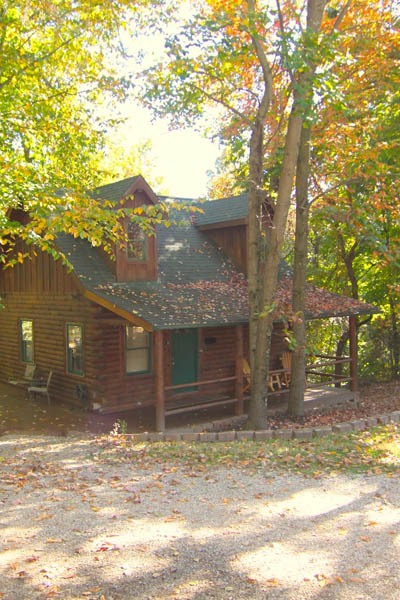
[243,358,282,393]
[281,352,292,387]
[242,358,251,393]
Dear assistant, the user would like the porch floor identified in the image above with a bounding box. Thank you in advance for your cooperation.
[164,386,358,432]
[0,380,358,435]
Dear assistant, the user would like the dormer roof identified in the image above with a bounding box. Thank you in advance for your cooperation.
[94,174,159,206]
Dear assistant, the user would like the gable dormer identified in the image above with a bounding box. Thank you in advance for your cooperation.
[95,175,159,282]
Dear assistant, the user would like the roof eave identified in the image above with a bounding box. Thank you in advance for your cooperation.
[123,175,159,206]
[197,218,248,230]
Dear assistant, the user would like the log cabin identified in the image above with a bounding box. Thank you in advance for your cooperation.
[0,175,378,430]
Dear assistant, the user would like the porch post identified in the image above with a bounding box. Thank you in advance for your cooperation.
[235,325,244,415]
[349,315,358,392]
[154,330,165,432]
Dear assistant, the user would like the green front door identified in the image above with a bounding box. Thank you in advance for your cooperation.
[171,329,198,393]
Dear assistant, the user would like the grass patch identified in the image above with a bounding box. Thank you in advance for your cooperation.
[96,423,400,476]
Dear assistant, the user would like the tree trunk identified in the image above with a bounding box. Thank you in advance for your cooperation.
[248,107,303,428]
[389,294,400,379]
[288,123,311,417]
[247,0,327,429]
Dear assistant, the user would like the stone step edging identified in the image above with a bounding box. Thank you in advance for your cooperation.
[125,411,400,443]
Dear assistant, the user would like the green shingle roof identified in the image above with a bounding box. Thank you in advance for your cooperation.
[57,219,377,330]
[56,177,377,328]
[194,194,248,226]
[93,176,140,204]
[56,222,250,329]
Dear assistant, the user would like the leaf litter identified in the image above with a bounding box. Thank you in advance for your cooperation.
[0,429,399,599]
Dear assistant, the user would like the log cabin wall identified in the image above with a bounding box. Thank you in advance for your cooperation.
[198,326,237,396]
[0,292,106,407]
[0,245,156,411]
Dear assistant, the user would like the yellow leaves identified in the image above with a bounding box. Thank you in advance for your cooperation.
[314,573,343,587]
[34,512,52,521]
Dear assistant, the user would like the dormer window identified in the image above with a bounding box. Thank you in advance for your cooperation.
[127,222,146,261]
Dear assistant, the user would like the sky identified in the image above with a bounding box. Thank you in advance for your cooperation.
[125,108,221,199]
[113,18,223,200]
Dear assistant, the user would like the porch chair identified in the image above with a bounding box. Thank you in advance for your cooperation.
[9,364,37,387]
[243,358,282,393]
[242,358,251,393]
[268,372,282,392]
[28,370,53,406]
[280,352,292,387]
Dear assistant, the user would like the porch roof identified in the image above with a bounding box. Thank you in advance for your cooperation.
[56,216,378,329]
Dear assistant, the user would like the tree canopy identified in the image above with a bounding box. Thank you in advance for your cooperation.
[0,0,170,265]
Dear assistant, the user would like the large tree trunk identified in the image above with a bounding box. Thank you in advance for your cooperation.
[287,123,311,417]
[248,107,303,427]
[247,0,327,429]
[388,294,400,379]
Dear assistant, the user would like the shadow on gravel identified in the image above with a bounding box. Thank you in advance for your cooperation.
[1,435,400,599]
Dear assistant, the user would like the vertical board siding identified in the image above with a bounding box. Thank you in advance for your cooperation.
[0,244,80,295]
[204,226,247,273]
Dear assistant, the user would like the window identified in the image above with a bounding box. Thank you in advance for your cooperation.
[127,221,146,261]
[126,326,151,374]
[20,319,33,363]
[66,324,83,375]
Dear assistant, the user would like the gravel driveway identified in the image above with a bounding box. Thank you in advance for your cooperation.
[1,433,399,600]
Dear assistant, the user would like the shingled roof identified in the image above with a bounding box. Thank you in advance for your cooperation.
[93,176,140,204]
[57,221,252,329]
[194,194,248,226]
[56,211,377,330]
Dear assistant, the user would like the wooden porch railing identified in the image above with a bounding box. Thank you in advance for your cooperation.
[306,354,353,389]
[164,376,238,416]
[266,354,355,397]
[165,376,236,392]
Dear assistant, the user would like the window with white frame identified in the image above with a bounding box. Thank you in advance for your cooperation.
[66,323,84,375]
[126,326,151,374]
[20,319,33,363]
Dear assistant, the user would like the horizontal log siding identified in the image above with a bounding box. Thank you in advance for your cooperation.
[199,326,236,396]
[0,294,159,412]
[0,294,103,406]
[96,323,156,409]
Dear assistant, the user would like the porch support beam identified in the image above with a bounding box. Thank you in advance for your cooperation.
[155,330,165,432]
[235,325,244,415]
[349,315,358,392]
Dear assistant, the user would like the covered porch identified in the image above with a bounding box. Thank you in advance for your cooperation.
[153,316,359,431]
